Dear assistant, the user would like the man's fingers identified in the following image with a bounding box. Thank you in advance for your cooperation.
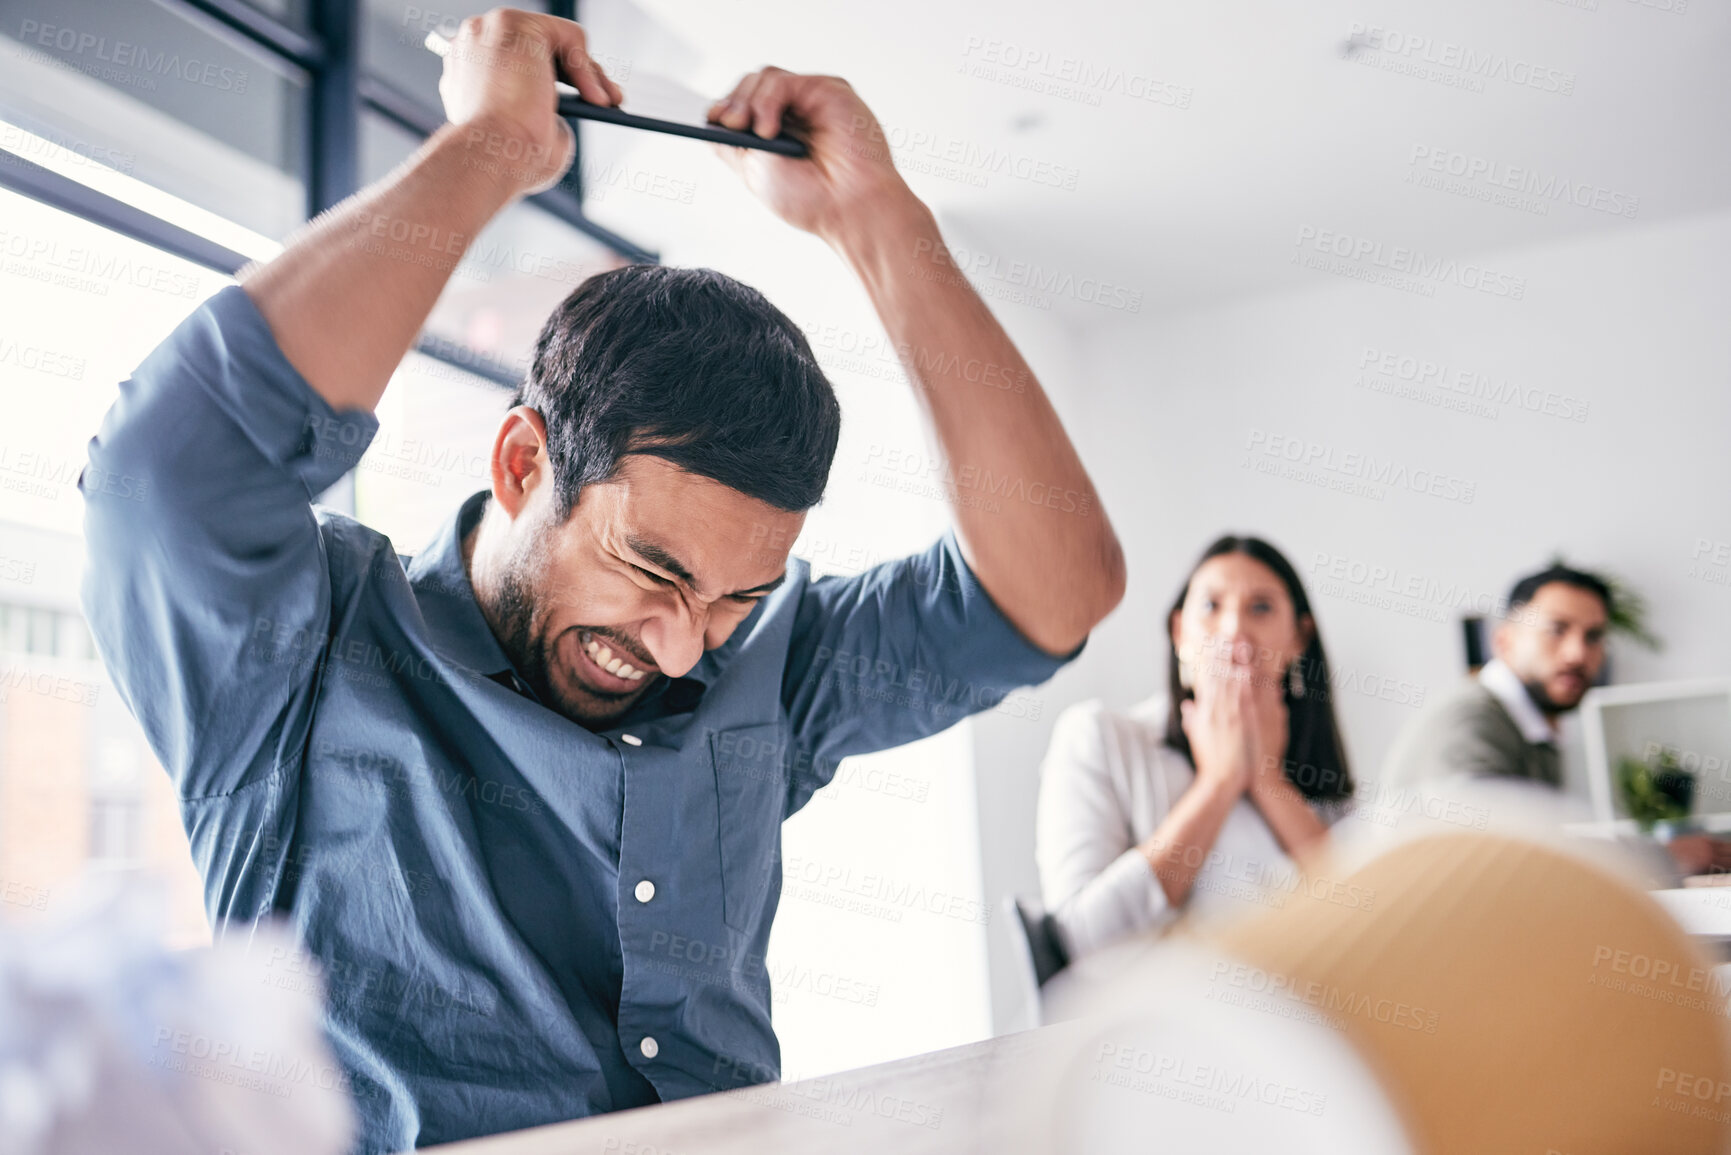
[449,10,619,108]
[564,50,624,106]
[714,72,766,131]
[745,68,795,139]
[544,21,618,107]
[709,72,751,118]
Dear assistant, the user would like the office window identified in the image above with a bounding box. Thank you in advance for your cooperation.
[355,352,509,552]
[88,796,142,865]
[23,607,54,656]
[0,0,647,959]
[362,0,548,105]
[0,183,227,944]
[244,0,312,28]
[360,108,625,375]
[351,108,622,547]
[0,0,311,239]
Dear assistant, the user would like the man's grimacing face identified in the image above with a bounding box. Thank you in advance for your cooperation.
[1493,581,1608,715]
[479,451,807,728]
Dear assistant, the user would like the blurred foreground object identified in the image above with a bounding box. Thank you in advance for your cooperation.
[428,825,1728,1153]
[1202,831,1731,1153]
[0,879,354,1155]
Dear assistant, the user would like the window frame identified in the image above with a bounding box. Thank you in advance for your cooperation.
[0,0,654,388]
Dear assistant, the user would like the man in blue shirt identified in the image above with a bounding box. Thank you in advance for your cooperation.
[80,10,1125,1152]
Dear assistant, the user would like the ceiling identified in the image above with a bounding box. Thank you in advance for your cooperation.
[584,0,1731,323]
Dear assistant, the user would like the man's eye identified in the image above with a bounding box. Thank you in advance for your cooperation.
[632,564,674,587]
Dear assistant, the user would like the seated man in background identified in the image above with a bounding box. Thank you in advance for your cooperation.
[1382,564,1731,875]
[78,9,1124,1152]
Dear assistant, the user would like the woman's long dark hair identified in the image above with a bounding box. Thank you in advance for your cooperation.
[1163,535,1354,803]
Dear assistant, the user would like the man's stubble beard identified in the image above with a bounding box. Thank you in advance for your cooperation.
[1519,673,1585,718]
[491,563,555,708]
[490,558,651,729]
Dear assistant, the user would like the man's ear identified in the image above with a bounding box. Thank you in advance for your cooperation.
[491,405,550,519]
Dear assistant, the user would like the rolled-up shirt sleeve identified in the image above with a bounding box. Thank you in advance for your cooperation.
[781,530,1081,812]
[80,285,378,800]
[1035,701,1174,958]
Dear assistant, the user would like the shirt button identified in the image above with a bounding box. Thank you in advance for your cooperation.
[635,879,655,903]
[621,733,643,746]
[639,1036,659,1059]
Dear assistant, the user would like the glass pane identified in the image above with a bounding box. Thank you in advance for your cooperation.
[243,0,311,28]
[362,0,547,108]
[358,100,422,184]
[0,186,226,946]
[0,0,309,239]
[24,608,53,655]
[360,109,628,374]
[354,352,508,552]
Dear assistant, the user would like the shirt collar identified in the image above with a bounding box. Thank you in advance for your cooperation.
[405,490,516,677]
[1478,658,1558,745]
[403,490,715,711]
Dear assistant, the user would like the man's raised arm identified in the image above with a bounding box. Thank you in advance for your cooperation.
[711,70,1127,656]
[242,9,621,412]
[79,11,619,801]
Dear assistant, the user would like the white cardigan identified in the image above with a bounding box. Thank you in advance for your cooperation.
[1035,697,1323,960]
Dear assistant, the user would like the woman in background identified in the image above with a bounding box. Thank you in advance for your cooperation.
[1035,535,1356,961]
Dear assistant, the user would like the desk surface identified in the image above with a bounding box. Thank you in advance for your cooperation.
[1651,887,1731,942]
[423,1025,1082,1155]
[420,946,1416,1155]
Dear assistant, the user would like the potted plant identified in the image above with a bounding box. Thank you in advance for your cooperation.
[1616,746,1694,833]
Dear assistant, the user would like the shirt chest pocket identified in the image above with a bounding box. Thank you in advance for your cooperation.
[710,723,790,933]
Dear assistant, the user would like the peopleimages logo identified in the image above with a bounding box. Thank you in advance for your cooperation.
[1309,551,1522,624]
[1407,145,1639,219]
[849,115,1082,191]
[912,237,1144,313]
[15,19,250,93]
[1355,346,1590,423]
[1294,226,1527,300]
[1344,22,1576,95]
[1244,429,1478,505]
[957,36,1194,110]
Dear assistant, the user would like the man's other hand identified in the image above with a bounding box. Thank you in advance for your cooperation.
[1667,833,1731,876]
[438,9,624,195]
[708,68,915,244]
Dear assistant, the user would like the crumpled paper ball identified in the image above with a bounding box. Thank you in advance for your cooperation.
[0,875,354,1155]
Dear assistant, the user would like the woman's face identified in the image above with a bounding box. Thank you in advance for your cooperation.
[1170,553,1312,688]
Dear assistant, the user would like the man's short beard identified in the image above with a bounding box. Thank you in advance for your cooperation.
[492,558,646,727]
[493,565,554,708]
[1521,675,1582,717]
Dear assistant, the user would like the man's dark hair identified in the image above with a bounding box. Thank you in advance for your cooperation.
[514,264,841,516]
[1506,565,1612,616]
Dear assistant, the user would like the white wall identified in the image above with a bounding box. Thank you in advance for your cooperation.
[564,0,1731,1040]
[976,205,1731,1028]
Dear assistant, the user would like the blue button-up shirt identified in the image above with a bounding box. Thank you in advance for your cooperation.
[80,287,1077,1152]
